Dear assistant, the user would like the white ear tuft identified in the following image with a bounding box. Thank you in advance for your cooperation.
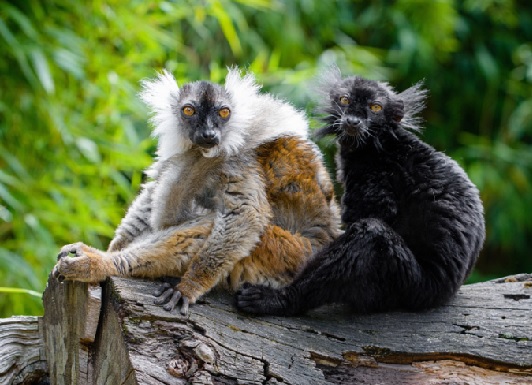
[224,66,262,100]
[221,67,309,156]
[221,67,261,156]
[139,70,192,161]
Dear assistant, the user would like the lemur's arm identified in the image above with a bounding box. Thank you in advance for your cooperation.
[107,181,155,251]
[174,155,271,308]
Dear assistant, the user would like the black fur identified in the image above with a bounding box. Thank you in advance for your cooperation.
[236,72,485,316]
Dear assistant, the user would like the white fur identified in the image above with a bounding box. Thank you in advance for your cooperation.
[222,67,308,157]
[139,68,309,165]
[139,70,192,164]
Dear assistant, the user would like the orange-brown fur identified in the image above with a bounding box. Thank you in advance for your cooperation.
[54,136,340,306]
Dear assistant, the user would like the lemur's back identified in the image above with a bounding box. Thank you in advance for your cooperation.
[256,136,339,251]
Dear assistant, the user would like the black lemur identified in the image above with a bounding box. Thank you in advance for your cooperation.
[236,69,485,316]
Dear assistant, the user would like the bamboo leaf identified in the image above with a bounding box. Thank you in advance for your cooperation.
[30,49,55,93]
[0,287,41,298]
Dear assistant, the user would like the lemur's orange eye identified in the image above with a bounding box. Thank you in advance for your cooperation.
[339,96,350,106]
[370,104,382,112]
[182,106,195,116]
[218,107,231,119]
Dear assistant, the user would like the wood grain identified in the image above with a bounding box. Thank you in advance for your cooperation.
[2,273,531,384]
[0,316,47,385]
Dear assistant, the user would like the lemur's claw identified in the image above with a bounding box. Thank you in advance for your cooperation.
[180,297,189,316]
[154,283,190,315]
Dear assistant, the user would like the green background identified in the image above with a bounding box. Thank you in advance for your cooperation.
[1,0,531,317]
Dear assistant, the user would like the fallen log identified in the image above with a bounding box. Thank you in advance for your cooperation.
[1,274,531,384]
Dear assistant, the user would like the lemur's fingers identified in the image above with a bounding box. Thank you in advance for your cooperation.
[54,255,92,281]
[53,242,105,282]
[163,291,182,312]
[57,242,86,260]
[235,284,267,313]
[180,297,190,316]
[52,265,64,281]
[235,284,265,301]
[153,286,174,305]
[235,284,287,315]
[153,284,191,315]
[153,282,172,297]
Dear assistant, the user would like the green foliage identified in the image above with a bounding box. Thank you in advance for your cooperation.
[0,0,530,316]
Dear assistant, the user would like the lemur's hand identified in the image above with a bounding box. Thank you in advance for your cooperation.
[235,283,290,316]
[53,242,108,282]
[154,281,191,315]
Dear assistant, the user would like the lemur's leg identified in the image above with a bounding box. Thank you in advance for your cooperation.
[53,217,213,283]
[145,224,316,316]
[236,218,428,316]
[228,225,314,289]
[149,225,318,315]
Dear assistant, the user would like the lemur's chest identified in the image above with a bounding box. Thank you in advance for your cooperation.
[341,150,411,196]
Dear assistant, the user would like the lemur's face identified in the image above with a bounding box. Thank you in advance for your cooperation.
[323,78,404,147]
[177,81,233,153]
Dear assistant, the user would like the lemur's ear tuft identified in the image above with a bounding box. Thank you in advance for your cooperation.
[313,65,343,119]
[139,70,192,161]
[396,81,427,132]
[318,65,342,90]
[224,66,261,102]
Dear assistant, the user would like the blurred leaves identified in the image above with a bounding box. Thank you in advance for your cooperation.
[0,0,531,316]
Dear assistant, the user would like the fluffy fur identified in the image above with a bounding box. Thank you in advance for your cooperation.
[236,69,486,316]
[53,68,340,315]
[140,68,308,163]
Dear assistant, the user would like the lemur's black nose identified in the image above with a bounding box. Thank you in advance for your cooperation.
[202,131,217,140]
[346,117,361,127]
[196,130,219,148]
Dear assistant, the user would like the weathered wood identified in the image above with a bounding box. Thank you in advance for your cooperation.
[40,273,532,385]
[0,316,48,385]
[42,276,102,385]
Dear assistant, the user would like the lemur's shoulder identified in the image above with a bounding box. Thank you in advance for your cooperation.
[256,136,337,208]
[256,136,326,181]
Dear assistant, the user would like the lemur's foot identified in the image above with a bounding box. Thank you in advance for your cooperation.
[235,283,291,316]
[53,242,107,282]
[154,282,191,315]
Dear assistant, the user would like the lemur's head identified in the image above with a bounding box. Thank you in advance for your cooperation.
[176,81,232,155]
[315,67,426,149]
[139,71,240,159]
[139,68,308,160]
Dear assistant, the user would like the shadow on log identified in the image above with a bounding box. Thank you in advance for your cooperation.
[1,274,532,385]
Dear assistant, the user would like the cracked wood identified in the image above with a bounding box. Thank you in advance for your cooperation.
[39,274,532,385]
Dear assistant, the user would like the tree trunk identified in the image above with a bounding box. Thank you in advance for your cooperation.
[1,274,531,385]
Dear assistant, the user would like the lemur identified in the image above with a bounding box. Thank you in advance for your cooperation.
[236,68,485,316]
[53,68,340,315]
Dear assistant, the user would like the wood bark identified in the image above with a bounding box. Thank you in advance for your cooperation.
[0,316,48,385]
[36,273,532,385]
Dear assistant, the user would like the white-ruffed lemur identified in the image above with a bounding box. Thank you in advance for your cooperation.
[236,68,485,315]
[53,69,340,314]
